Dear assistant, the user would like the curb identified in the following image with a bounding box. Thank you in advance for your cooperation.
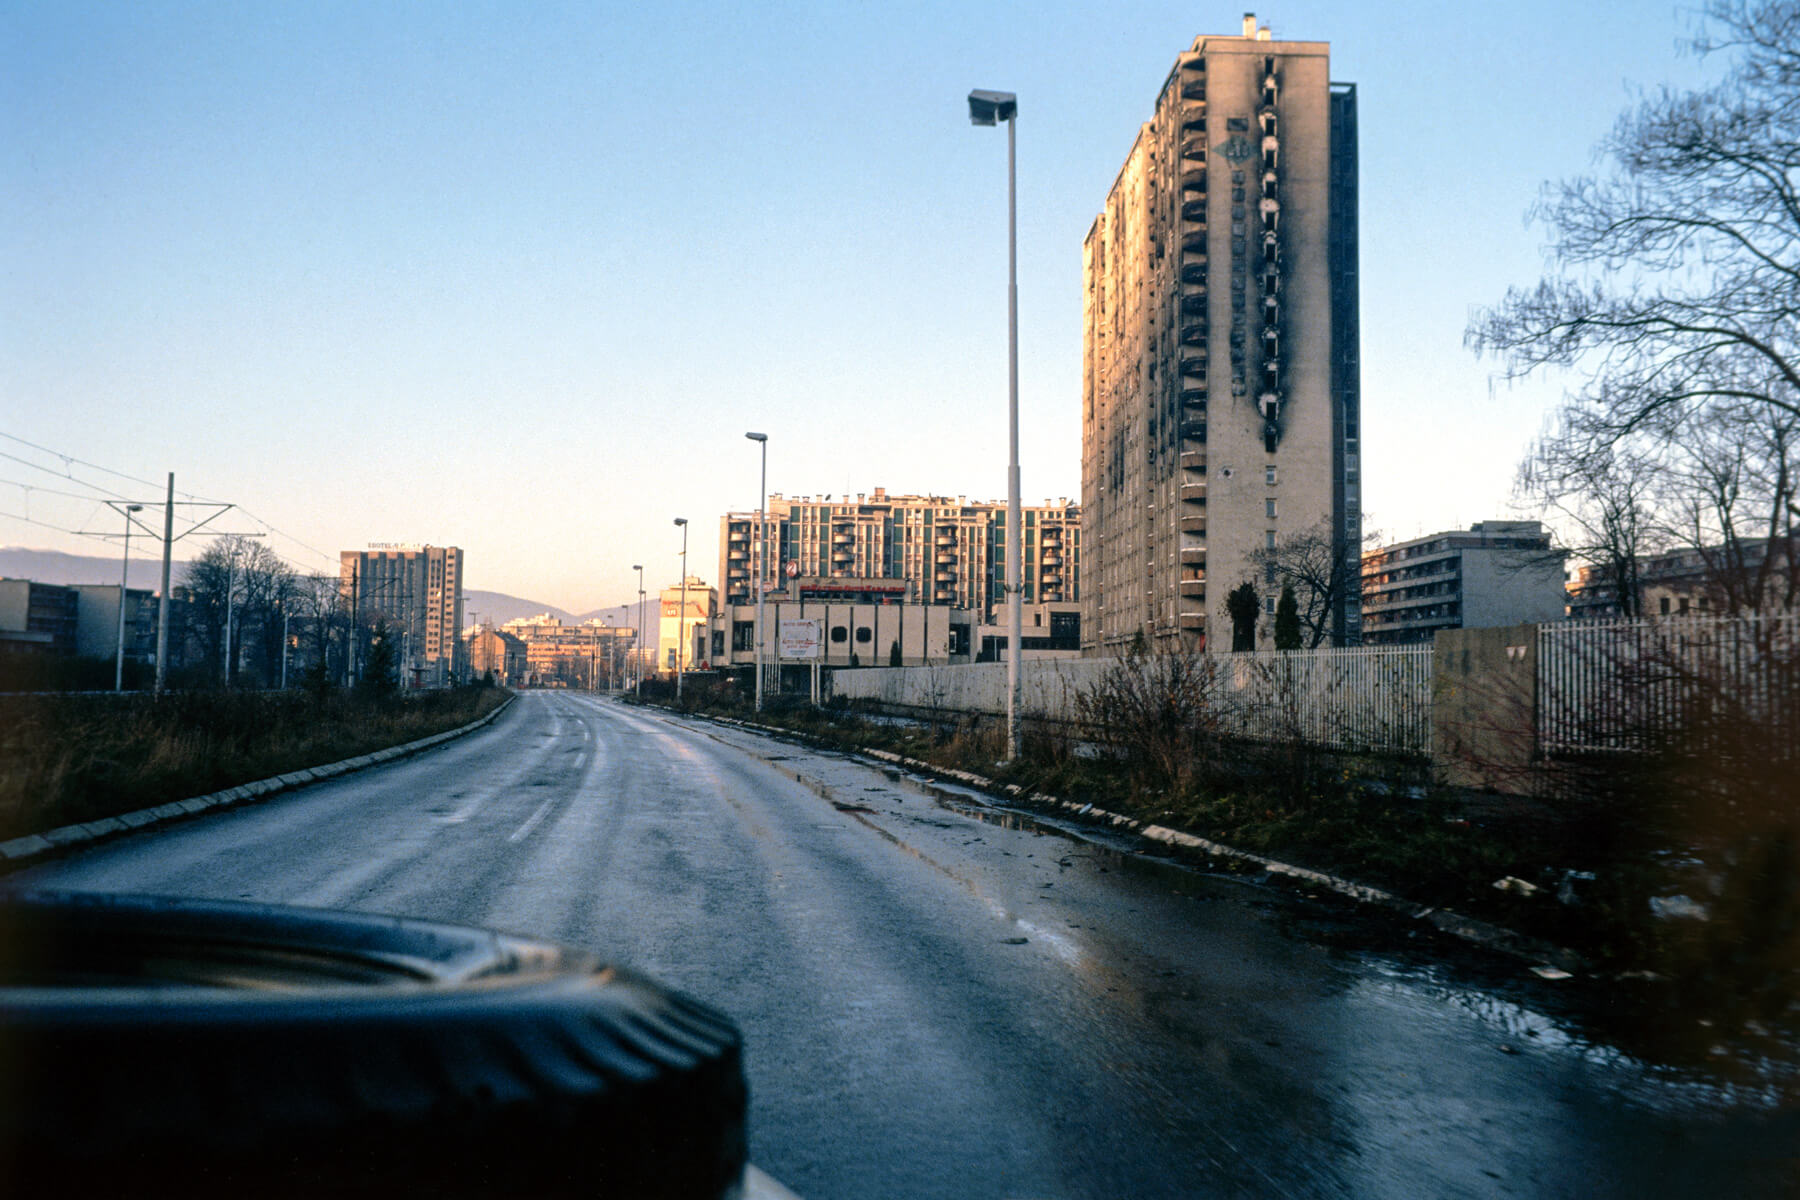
[683,708,1587,976]
[0,693,516,871]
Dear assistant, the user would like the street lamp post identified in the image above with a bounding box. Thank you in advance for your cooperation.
[745,432,768,712]
[968,87,1023,762]
[115,504,143,691]
[673,519,688,701]
[632,564,644,696]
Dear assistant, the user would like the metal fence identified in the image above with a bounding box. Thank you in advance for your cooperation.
[1208,644,1434,754]
[1537,611,1800,756]
[830,643,1435,757]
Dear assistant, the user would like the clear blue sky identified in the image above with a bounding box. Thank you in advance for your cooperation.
[1,2,1715,613]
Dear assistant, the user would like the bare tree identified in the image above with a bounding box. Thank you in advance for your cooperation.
[1250,519,1367,647]
[1519,436,1665,619]
[1472,0,1800,613]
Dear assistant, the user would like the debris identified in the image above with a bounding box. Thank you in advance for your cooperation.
[1001,937,1029,945]
[1498,1044,1519,1055]
[1556,870,1596,906]
[1649,894,1709,921]
[1530,966,1572,980]
[1492,876,1540,896]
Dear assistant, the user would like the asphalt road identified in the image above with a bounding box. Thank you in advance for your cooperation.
[16,691,1798,1198]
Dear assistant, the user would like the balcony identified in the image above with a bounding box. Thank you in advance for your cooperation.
[728,550,747,561]
[1178,612,1206,632]
[1180,262,1207,286]
[1181,78,1206,102]
[1179,577,1206,598]
[1180,547,1206,567]
[1180,321,1208,345]
[1181,199,1206,224]
[1180,291,1207,315]
[1180,514,1207,535]
[1180,481,1207,503]
[832,550,854,564]
[935,570,957,583]
[1179,353,1207,378]
[1180,450,1207,472]
[1180,388,1207,411]
[1041,554,1063,566]
[935,552,957,564]
[1180,420,1208,444]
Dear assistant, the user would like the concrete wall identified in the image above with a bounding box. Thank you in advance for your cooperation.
[1431,624,1538,792]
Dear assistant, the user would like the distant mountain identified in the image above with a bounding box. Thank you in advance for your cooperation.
[0,547,189,591]
[467,593,641,631]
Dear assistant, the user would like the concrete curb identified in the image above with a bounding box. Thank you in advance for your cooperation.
[0,693,516,871]
[690,709,1587,975]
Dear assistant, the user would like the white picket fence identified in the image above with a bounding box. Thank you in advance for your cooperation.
[830,644,1435,756]
[1537,611,1800,755]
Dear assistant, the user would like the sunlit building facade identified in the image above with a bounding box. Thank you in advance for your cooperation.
[718,488,1079,622]
[1081,14,1360,653]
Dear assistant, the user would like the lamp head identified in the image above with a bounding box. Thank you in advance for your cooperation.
[968,89,1017,126]
[674,518,687,527]
[745,431,767,443]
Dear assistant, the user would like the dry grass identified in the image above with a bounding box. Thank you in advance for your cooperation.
[0,688,507,842]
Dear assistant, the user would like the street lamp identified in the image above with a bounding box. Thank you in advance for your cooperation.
[673,519,688,701]
[632,564,644,695]
[745,432,768,712]
[115,504,143,691]
[968,86,1023,762]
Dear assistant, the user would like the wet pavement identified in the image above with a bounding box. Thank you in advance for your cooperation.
[16,692,1799,1197]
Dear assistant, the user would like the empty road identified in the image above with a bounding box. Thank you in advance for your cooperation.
[16,691,1796,1197]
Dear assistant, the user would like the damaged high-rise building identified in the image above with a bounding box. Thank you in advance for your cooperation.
[1081,13,1360,653]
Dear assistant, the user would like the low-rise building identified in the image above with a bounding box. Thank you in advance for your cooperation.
[1360,521,1566,644]
[1567,537,1797,619]
[498,614,636,688]
[0,579,79,656]
[465,627,528,686]
[712,600,971,670]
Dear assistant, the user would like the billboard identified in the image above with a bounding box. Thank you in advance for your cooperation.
[778,619,822,660]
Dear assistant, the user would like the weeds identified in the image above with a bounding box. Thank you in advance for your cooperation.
[0,686,507,842]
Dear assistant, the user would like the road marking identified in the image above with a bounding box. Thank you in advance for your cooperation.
[509,797,557,843]
[574,751,586,769]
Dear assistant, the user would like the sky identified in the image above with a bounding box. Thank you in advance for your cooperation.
[0,1,1720,614]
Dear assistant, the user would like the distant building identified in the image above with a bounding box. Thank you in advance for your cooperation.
[718,488,1079,620]
[658,578,716,672]
[0,578,192,680]
[70,584,159,666]
[465,627,528,687]
[1081,14,1361,655]
[0,579,79,656]
[1360,521,1566,644]
[340,545,464,686]
[713,599,971,670]
[975,602,1083,662]
[498,614,636,687]
[1566,537,1797,619]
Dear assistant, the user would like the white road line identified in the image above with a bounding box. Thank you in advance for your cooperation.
[508,797,557,843]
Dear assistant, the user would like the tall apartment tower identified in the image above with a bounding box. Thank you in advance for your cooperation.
[1081,14,1360,654]
[340,544,465,685]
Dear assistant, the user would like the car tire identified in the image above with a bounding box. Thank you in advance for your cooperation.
[0,889,748,1199]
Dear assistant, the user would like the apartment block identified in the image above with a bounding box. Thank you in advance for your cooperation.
[718,487,1079,621]
[339,544,465,685]
[1361,521,1567,644]
[1081,14,1359,654]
